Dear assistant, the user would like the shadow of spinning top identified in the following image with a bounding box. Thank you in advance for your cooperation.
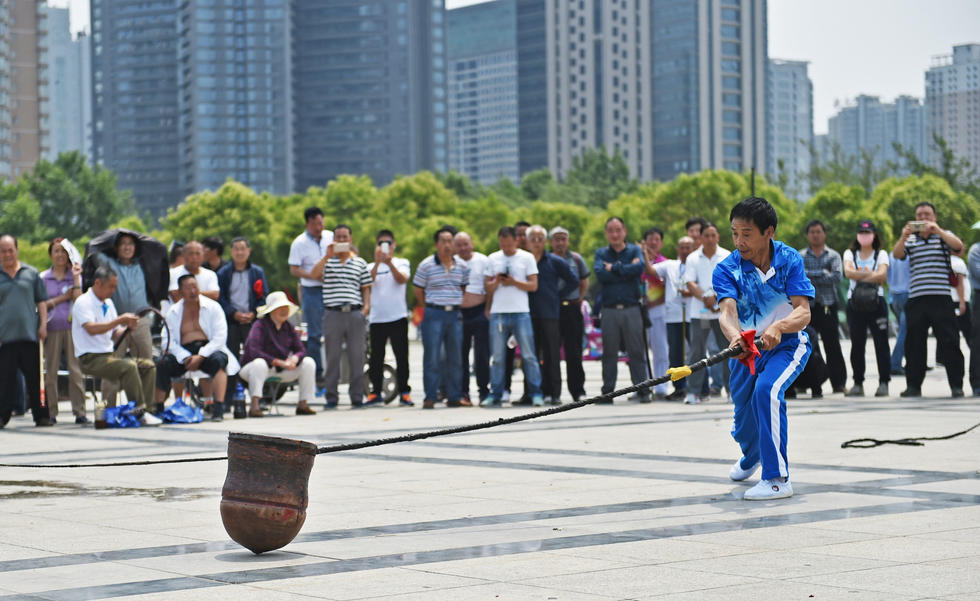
[220,433,318,554]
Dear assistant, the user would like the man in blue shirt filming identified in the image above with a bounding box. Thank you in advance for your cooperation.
[715,197,814,501]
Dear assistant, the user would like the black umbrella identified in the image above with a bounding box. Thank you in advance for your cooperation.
[82,228,170,308]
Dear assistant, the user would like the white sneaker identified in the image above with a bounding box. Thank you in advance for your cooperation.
[729,458,760,481]
[501,391,511,402]
[744,478,793,500]
[140,411,163,426]
[684,393,701,405]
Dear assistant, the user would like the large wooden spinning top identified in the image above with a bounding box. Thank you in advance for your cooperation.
[220,432,318,554]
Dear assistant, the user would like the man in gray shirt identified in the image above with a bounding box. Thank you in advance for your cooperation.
[0,234,53,427]
[799,220,846,396]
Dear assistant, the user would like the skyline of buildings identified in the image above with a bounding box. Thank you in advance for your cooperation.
[14,1,980,215]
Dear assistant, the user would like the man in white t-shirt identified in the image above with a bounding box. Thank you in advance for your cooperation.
[168,241,219,302]
[366,229,413,407]
[482,226,543,407]
[287,207,335,387]
[72,265,158,422]
[682,222,731,404]
[650,236,695,400]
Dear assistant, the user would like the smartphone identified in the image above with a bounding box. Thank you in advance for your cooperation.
[909,221,927,233]
[380,241,390,255]
[333,242,350,253]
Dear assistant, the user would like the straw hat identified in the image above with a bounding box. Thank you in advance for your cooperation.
[258,291,298,318]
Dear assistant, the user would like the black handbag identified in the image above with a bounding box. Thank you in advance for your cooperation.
[848,252,880,313]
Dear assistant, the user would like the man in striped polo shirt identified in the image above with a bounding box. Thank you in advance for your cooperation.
[892,201,965,398]
[413,226,471,409]
[316,224,372,409]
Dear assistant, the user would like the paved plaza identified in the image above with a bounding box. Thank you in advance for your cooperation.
[1,337,979,600]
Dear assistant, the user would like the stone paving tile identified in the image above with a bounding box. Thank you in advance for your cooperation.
[0,338,978,600]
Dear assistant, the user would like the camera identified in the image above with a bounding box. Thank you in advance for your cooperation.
[333,242,350,253]
[380,241,390,255]
[909,221,927,234]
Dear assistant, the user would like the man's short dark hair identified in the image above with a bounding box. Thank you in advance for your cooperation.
[514,220,531,229]
[497,226,517,239]
[177,273,197,289]
[230,236,250,248]
[169,240,184,264]
[334,223,351,235]
[730,196,778,233]
[914,201,937,215]
[304,207,324,223]
[376,229,395,242]
[701,221,719,235]
[642,227,664,240]
[434,225,456,244]
[605,216,625,228]
[0,233,17,248]
[93,264,117,283]
[202,235,224,256]
[805,219,827,234]
[685,217,708,232]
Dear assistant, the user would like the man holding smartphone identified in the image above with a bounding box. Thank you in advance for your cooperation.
[892,201,965,398]
[367,230,413,406]
[483,226,543,407]
[315,224,371,409]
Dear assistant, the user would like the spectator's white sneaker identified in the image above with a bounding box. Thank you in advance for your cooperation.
[729,458,760,481]
[140,411,163,426]
[744,478,793,500]
[684,393,700,405]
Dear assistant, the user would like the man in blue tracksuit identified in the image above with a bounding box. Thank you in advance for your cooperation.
[714,196,814,500]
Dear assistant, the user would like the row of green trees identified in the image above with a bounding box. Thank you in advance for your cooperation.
[4,146,980,298]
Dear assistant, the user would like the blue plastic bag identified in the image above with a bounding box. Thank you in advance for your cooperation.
[103,401,141,428]
[160,397,204,424]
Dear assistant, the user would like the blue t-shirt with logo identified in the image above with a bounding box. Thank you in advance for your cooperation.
[713,240,815,334]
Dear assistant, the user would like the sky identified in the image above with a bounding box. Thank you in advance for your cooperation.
[54,0,979,135]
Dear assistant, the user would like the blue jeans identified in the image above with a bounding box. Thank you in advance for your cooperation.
[301,285,324,381]
[489,313,541,398]
[889,291,908,371]
[421,307,463,402]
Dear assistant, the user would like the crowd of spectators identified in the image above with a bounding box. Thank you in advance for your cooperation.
[0,198,975,428]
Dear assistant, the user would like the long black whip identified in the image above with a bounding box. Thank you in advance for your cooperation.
[0,342,747,468]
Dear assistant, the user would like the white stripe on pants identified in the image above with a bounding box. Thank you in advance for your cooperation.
[239,356,316,402]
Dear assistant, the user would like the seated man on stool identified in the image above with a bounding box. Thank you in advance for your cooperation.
[238,291,317,417]
[72,265,159,425]
[155,274,240,420]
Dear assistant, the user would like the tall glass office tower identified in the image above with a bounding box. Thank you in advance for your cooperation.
[448,0,519,185]
[293,0,447,190]
[91,0,181,216]
[177,0,294,197]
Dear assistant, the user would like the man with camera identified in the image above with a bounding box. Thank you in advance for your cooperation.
[892,201,965,398]
[366,230,413,407]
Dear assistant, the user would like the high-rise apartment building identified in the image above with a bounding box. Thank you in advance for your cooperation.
[9,0,49,176]
[447,0,519,185]
[926,43,980,172]
[826,94,925,172]
[43,5,91,161]
[546,0,653,179]
[767,58,812,197]
[514,0,767,181]
[91,0,181,217]
[177,0,294,197]
[293,0,447,190]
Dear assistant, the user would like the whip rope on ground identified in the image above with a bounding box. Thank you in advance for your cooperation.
[0,343,744,469]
